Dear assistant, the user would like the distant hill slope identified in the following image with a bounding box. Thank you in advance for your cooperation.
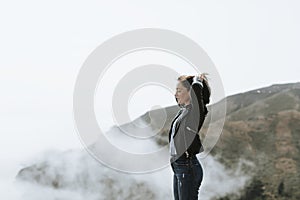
[140,82,300,199]
[16,82,300,200]
[211,83,300,200]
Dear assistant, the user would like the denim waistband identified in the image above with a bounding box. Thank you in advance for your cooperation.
[177,154,196,160]
[170,153,197,163]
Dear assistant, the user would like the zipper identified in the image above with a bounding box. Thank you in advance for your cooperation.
[183,121,187,151]
[186,126,198,134]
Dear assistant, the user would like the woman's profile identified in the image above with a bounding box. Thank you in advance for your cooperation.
[169,73,210,200]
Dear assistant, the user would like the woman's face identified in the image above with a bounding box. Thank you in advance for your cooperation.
[175,82,190,106]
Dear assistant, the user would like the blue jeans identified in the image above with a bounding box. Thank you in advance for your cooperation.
[171,155,203,200]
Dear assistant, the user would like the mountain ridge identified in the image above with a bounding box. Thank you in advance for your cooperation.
[16,82,300,200]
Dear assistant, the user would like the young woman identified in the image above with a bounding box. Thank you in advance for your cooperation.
[169,74,210,200]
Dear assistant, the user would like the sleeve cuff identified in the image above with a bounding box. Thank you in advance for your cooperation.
[192,76,203,87]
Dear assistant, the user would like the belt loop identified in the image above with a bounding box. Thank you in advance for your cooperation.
[185,151,189,158]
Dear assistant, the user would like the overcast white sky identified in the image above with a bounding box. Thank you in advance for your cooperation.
[0,0,300,180]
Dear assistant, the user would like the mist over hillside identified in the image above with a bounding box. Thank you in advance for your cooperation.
[16,82,300,200]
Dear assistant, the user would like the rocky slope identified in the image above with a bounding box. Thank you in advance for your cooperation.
[136,82,300,199]
[211,82,300,200]
[16,82,300,199]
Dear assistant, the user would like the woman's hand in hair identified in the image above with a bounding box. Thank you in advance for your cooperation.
[197,73,209,82]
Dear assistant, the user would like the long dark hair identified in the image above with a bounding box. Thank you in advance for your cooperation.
[177,74,211,115]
